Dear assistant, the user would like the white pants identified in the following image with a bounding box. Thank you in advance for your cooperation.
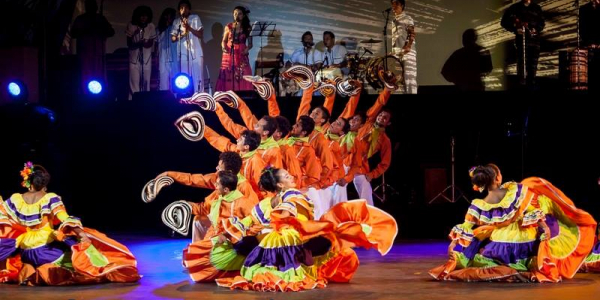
[159,62,171,91]
[306,187,330,220]
[329,165,350,205]
[129,62,152,99]
[328,183,347,206]
[353,174,373,206]
[393,49,418,94]
[319,188,333,216]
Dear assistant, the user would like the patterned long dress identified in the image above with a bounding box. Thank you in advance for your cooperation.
[216,22,254,91]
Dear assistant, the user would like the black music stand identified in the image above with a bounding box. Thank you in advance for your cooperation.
[250,21,276,76]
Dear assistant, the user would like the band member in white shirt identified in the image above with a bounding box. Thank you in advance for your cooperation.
[390,0,417,94]
[315,31,347,81]
[291,31,318,69]
[171,0,205,92]
[126,6,156,99]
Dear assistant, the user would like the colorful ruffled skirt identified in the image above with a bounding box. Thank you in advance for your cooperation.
[430,178,596,282]
[216,200,398,291]
[1,228,140,285]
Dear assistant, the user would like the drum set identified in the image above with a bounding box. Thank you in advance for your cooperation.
[346,50,404,90]
[280,38,405,95]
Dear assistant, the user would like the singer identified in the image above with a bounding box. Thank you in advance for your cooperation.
[389,0,418,94]
[126,5,155,100]
[171,0,205,93]
[290,31,317,70]
[157,8,178,91]
[216,6,254,92]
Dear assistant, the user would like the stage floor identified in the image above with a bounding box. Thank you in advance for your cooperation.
[2,235,600,300]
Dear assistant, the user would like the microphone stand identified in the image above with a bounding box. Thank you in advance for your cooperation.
[178,18,183,77]
[522,25,527,85]
[139,26,145,91]
[575,0,581,89]
[320,55,329,83]
[230,22,237,91]
[382,9,391,72]
[304,45,308,66]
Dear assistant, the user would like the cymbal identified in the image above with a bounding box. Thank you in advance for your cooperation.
[360,39,382,44]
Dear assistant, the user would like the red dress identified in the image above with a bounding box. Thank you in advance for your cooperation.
[216,23,254,91]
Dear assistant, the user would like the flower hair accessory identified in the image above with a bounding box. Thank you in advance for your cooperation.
[472,185,484,193]
[20,161,34,189]
[468,166,478,178]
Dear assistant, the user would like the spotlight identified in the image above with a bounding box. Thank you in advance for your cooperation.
[7,80,28,101]
[172,73,193,98]
[87,80,103,95]
[8,82,21,96]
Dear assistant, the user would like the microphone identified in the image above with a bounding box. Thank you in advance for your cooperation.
[383,8,392,13]
[363,48,373,55]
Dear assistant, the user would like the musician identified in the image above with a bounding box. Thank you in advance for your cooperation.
[315,31,347,74]
[501,0,545,87]
[126,6,155,100]
[171,0,205,92]
[580,0,600,48]
[290,31,317,70]
[580,0,600,91]
[69,0,115,94]
[390,0,417,94]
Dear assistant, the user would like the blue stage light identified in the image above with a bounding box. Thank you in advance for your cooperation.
[172,73,193,98]
[7,80,28,101]
[87,80,103,94]
[8,82,21,97]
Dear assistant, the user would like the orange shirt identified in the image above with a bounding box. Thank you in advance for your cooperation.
[278,142,303,188]
[291,140,322,188]
[203,125,267,197]
[165,171,259,205]
[356,89,392,179]
[326,137,344,182]
[188,192,256,241]
[216,100,283,168]
[308,130,335,188]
